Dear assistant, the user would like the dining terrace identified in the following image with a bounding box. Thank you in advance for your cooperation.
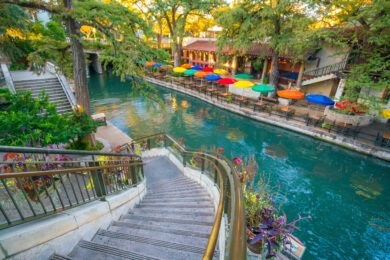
[145,73,390,161]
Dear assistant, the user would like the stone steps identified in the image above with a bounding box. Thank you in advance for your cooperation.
[13,78,72,114]
[55,156,217,259]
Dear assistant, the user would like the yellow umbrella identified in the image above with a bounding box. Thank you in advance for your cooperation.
[214,69,229,75]
[173,67,187,73]
[233,80,254,88]
[233,80,254,98]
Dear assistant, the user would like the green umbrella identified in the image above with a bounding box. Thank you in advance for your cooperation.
[235,73,254,79]
[252,83,275,102]
[183,69,197,76]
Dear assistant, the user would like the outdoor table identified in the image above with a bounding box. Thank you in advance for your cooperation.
[280,106,295,119]
[184,81,195,89]
[233,96,248,107]
[217,92,232,101]
[252,101,266,112]
[206,88,217,97]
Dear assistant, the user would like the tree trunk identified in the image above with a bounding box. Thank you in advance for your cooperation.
[63,0,95,147]
[63,0,90,116]
[173,42,181,67]
[269,51,279,89]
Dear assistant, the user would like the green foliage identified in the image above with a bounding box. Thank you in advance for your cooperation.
[0,91,96,147]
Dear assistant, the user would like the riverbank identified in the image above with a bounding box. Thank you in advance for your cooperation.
[146,76,390,162]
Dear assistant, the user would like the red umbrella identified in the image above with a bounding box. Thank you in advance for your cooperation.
[335,100,368,114]
[202,67,214,72]
[217,78,236,85]
[217,77,237,93]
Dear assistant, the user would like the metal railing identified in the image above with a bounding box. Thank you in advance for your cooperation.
[0,146,144,230]
[303,60,347,79]
[129,133,246,260]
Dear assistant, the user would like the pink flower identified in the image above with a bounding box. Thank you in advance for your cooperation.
[233,157,243,165]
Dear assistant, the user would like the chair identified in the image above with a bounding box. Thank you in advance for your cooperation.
[280,106,295,120]
[375,132,390,147]
[306,114,326,127]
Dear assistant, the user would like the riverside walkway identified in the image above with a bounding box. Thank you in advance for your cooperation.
[145,76,390,161]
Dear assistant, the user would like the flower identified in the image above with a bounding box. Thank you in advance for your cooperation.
[234,156,311,258]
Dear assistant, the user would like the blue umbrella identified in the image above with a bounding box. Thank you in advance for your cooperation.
[306,94,334,106]
[205,73,221,88]
[191,65,202,70]
[205,73,221,81]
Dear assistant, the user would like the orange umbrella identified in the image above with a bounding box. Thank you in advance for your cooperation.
[277,89,305,100]
[194,71,209,78]
[181,63,192,69]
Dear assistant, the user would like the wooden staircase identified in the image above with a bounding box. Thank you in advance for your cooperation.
[51,156,218,259]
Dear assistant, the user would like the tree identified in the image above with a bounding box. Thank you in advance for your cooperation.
[0,0,154,114]
[149,0,223,66]
[216,0,316,88]
[313,0,389,102]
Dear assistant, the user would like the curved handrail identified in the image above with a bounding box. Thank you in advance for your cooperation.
[0,145,144,229]
[130,133,246,259]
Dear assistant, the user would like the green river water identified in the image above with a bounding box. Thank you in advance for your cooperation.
[89,71,389,259]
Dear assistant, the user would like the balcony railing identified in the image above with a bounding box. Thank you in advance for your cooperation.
[0,146,143,230]
[303,60,348,79]
[129,133,246,260]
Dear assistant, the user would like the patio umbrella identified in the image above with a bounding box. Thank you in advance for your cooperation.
[234,80,254,97]
[194,71,209,78]
[214,69,229,75]
[183,69,197,76]
[306,94,334,106]
[217,78,237,93]
[183,69,197,82]
[205,73,221,81]
[235,73,254,79]
[181,63,192,69]
[277,89,305,100]
[335,100,368,114]
[202,67,214,72]
[252,83,275,102]
[173,67,187,73]
[191,65,202,70]
[305,94,334,119]
[205,73,221,88]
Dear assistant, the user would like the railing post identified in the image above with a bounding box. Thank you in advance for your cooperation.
[201,157,205,173]
[89,161,107,198]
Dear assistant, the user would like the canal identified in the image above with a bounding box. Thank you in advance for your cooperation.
[89,71,389,259]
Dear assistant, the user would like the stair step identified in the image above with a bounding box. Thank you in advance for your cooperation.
[129,210,215,222]
[144,192,209,200]
[119,216,212,233]
[92,229,211,260]
[139,201,213,208]
[142,196,211,203]
[107,225,209,247]
[130,207,214,216]
[148,177,199,188]
[111,220,211,239]
[148,188,207,196]
[68,240,157,260]
[122,214,213,226]
[50,254,73,260]
[149,184,205,193]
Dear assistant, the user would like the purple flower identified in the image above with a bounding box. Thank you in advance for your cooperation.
[21,126,26,131]
[256,194,260,200]
[3,132,8,137]
[17,161,23,166]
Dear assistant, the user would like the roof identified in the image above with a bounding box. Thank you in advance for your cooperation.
[183,40,294,59]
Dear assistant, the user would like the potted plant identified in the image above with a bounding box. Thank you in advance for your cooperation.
[233,156,311,258]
